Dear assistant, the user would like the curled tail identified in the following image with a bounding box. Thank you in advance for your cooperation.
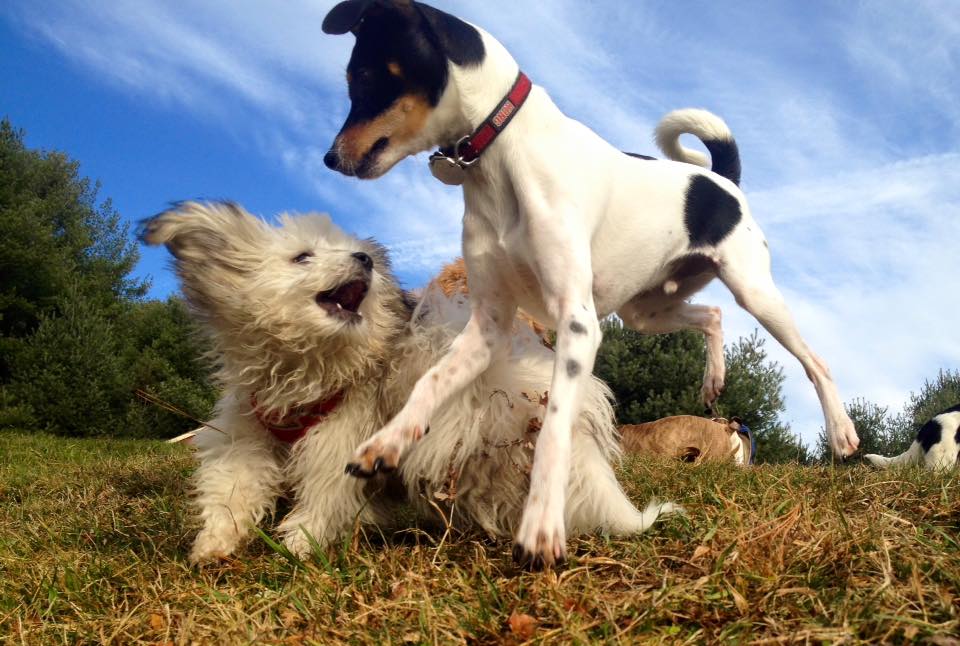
[655,108,741,186]
[864,442,923,469]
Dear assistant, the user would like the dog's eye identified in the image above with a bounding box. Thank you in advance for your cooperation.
[292,252,313,264]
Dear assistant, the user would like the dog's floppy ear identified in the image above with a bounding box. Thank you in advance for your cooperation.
[139,201,262,268]
[322,0,413,35]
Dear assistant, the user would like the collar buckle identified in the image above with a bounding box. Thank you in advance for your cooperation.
[429,136,476,186]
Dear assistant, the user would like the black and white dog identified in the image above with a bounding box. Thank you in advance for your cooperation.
[321,0,859,567]
[865,405,960,471]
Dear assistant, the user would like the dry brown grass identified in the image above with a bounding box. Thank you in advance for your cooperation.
[1,431,958,644]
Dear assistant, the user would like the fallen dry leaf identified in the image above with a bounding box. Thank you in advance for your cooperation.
[508,612,537,640]
[148,613,164,631]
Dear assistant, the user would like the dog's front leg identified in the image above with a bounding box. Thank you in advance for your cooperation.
[278,421,379,557]
[190,412,284,565]
[345,282,517,478]
[513,242,603,568]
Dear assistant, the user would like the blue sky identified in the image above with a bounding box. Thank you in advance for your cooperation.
[2,0,958,445]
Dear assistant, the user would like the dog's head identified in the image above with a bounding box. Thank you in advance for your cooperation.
[321,0,484,178]
[140,201,411,399]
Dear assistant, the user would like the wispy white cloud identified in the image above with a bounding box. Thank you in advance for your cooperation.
[5,0,958,445]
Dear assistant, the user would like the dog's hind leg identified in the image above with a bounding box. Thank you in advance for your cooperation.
[619,300,726,408]
[717,242,859,458]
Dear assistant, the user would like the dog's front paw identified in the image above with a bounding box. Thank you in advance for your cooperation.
[513,504,567,571]
[281,528,315,559]
[700,373,725,408]
[189,529,242,566]
[344,418,428,478]
[829,415,860,459]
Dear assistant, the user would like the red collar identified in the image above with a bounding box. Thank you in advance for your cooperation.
[251,391,345,443]
[429,71,532,181]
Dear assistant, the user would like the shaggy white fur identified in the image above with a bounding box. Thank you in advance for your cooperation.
[141,201,672,564]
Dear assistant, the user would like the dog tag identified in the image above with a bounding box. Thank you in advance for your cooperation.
[429,152,466,186]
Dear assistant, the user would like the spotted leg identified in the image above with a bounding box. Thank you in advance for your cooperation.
[345,266,516,477]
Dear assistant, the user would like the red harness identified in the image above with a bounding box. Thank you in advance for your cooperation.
[251,391,345,443]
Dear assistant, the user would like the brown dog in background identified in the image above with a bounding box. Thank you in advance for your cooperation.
[621,416,753,465]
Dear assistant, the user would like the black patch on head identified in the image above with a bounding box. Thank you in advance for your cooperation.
[566,360,581,378]
[624,151,656,161]
[917,418,944,453]
[329,1,483,133]
[683,175,742,247]
[341,4,446,127]
[703,139,742,186]
[569,320,587,335]
[414,4,484,66]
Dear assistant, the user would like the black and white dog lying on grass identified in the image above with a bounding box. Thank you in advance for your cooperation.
[141,202,674,564]
[865,404,960,471]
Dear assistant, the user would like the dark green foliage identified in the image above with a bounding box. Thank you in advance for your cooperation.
[10,285,129,436]
[0,118,145,379]
[0,117,214,438]
[594,320,809,464]
[121,299,217,439]
[903,369,960,433]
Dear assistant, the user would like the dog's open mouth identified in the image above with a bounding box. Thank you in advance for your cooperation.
[316,280,368,321]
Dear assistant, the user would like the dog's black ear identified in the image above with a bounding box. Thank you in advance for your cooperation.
[323,0,414,35]
[322,0,375,34]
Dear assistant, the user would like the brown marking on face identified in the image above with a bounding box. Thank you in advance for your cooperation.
[337,93,432,164]
[387,61,403,78]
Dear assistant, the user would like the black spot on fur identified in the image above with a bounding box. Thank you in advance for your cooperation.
[683,175,741,247]
[703,138,742,186]
[566,360,581,378]
[569,320,587,335]
[624,151,656,161]
[917,418,944,453]
[918,403,960,452]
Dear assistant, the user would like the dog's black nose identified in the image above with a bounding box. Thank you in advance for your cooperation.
[323,149,339,170]
[352,251,373,271]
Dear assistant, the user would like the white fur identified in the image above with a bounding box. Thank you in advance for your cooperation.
[865,410,960,472]
[142,201,656,564]
[335,22,857,566]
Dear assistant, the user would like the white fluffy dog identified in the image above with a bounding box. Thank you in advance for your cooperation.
[141,201,674,564]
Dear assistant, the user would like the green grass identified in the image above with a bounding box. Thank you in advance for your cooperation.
[1,431,958,644]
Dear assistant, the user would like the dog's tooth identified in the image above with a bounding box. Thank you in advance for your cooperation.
[336,303,343,310]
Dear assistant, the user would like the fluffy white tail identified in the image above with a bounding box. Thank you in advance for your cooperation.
[655,108,741,185]
[864,442,923,468]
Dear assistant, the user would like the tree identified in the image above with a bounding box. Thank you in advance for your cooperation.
[594,320,809,463]
[0,118,213,438]
[0,117,145,380]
